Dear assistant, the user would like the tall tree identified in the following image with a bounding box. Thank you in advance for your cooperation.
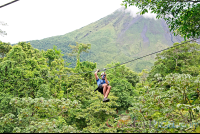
[139,69,149,86]
[68,42,91,71]
[121,0,200,40]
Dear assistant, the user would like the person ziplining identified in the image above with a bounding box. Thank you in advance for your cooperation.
[94,69,111,102]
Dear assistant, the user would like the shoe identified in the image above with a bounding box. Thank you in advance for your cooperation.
[103,97,110,102]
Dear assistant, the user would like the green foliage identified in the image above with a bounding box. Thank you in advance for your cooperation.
[79,61,97,85]
[0,42,79,132]
[103,62,139,109]
[44,45,64,68]
[76,92,119,133]
[0,42,51,98]
[0,93,14,118]
[139,69,149,86]
[68,42,91,71]
[110,78,134,109]
[122,0,200,39]
[36,84,51,98]
[1,39,200,133]
[106,62,139,87]
[0,41,12,58]
[148,41,200,79]
[135,61,153,72]
[0,97,79,133]
[122,73,200,133]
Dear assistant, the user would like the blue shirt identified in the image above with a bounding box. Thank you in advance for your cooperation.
[96,78,109,86]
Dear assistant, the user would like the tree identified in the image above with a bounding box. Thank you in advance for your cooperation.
[106,62,139,87]
[105,62,139,110]
[121,0,200,40]
[139,69,149,86]
[79,61,97,85]
[0,42,81,133]
[0,97,80,133]
[0,41,12,58]
[0,41,122,133]
[148,41,200,79]
[126,73,200,133]
[68,42,91,71]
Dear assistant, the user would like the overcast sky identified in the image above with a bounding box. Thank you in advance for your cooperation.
[0,0,157,44]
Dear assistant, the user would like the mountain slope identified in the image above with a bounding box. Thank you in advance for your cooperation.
[27,9,184,72]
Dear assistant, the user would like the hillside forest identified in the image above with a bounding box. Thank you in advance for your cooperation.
[0,39,200,133]
[27,10,184,72]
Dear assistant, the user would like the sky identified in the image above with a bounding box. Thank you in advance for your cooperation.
[0,0,157,44]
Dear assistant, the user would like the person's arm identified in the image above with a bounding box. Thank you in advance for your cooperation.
[94,69,99,80]
[104,72,109,85]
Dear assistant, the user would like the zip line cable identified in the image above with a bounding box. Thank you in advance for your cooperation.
[0,38,199,82]
[0,0,19,9]
[105,38,198,70]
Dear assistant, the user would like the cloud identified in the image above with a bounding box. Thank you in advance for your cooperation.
[117,6,158,20]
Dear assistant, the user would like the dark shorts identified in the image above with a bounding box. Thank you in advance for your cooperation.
[97,84,103,94]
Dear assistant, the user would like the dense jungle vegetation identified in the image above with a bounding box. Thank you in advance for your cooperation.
[0,40,200,133]
[1,0,200,133]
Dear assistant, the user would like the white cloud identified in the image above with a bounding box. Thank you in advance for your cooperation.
[117,6,158,20]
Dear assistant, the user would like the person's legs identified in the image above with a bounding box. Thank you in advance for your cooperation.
[105,86,111,98]
[102,84,108,98]
[101,84,111,102]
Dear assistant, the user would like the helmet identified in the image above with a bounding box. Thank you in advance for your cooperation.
[101,72,104,76]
